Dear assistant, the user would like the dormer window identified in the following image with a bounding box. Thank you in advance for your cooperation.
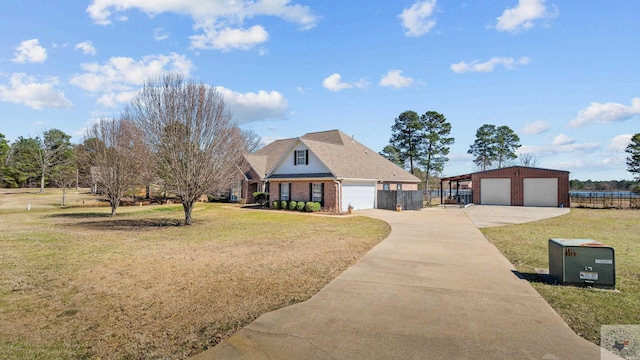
[294,150,309,165]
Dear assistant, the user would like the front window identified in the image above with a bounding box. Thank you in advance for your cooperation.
[397,184,402,190]
[383,183,390,191]
[280,183,290,200]
[312,183,323,202]
[230,181,241,201]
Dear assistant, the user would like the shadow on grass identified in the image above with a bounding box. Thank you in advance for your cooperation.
[511,270,557,285]
[50,213,183,229]
[48,212,114,219]
[75,218,183,230]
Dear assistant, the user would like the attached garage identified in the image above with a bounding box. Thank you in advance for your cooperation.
[342,182,376,211]
[480,178,511,205]
[523,178,559,207]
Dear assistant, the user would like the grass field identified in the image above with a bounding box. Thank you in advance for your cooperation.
[481,208,640,345]
[0,189,390,359]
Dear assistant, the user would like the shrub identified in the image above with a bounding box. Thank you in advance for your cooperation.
[280,200,288,210]
[289,201,297,210]
[305,201,321,212]
[296,201,306,211]
[271,200,279,209]
[253,192,269,206]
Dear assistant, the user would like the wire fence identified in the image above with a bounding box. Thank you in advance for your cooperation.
[570,192,640,209]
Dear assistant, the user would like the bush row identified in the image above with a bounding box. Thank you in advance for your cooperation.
[271,200,321,212]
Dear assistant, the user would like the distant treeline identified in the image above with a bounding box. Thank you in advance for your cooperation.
[570,179,639,192]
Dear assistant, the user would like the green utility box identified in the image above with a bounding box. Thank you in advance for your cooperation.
[548,238,615,289]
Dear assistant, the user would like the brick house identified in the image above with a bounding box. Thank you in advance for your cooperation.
[238,130,421,212]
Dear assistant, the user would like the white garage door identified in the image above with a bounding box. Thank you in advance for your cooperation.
[524,178,558,207]
[480,178,511,205]
[342,182,376,211]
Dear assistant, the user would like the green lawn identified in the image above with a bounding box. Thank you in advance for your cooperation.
[0,189,390,359]
[481,208,640,344]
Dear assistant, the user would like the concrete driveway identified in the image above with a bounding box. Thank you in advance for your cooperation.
[463,204,569,227]
[192,206,617,360]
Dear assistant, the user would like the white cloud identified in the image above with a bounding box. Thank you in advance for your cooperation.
[521,120,549,135]
[496,0,557,33]
[260,135,285,145]
[450,57,529,73]
[0,73,72,110]
[75,41,97,55]
[190,25,269,51]
[86,0,317,51]
[70,52,194,107]
[11,39,47,63]
[399,0,437,37]
[322,73,352,92]
[607,134,633,152]
[379,70,414,89]
[568,98,640,128]
[216,87,288,124]
[552,134,573,146]
[519,142,599,157]
[97,90,140,108]
[154,27,170,41]
[321,73,368,92]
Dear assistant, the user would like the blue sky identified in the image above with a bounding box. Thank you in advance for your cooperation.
[1,1,639,181]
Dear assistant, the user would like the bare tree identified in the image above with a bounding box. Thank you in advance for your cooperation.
[85,117,141,216]
[49,148,77,207]
[128,74,245,225]
[241,128,264,152]
[519,152,540,167]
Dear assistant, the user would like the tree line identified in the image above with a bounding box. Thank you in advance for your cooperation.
[380,111,640,188]
[0,74,260,225]
[570,179,639,192]
[380,110,525,196]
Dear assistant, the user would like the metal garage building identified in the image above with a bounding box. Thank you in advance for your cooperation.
[441,166,570,207]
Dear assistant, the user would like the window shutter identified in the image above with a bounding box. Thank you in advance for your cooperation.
[305,150,309,165]
[320,183,324,206]
[293,152,297,166]
[309,183,313,202]
[279,183,282,198]
[288,183,292,200]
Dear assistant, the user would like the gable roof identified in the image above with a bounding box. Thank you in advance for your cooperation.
[301,130,420,182]
[243,138,294,180]
[248,129,420,183]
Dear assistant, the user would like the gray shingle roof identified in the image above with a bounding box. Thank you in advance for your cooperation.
[243,138,294,180]
[300,130,420,182]
[246,129,420,183]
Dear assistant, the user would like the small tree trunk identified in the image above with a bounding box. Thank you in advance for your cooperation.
[62,187,67,207]
[40,173,45,193]
[145,185,150,199]
[183,201,194,226]
[425,173,431,207]
[110,198,118,217]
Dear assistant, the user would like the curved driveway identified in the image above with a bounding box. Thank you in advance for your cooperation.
[193,206,616,360]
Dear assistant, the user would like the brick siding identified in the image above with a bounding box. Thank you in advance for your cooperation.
[471,167,569,206]
[269,180,338,212]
